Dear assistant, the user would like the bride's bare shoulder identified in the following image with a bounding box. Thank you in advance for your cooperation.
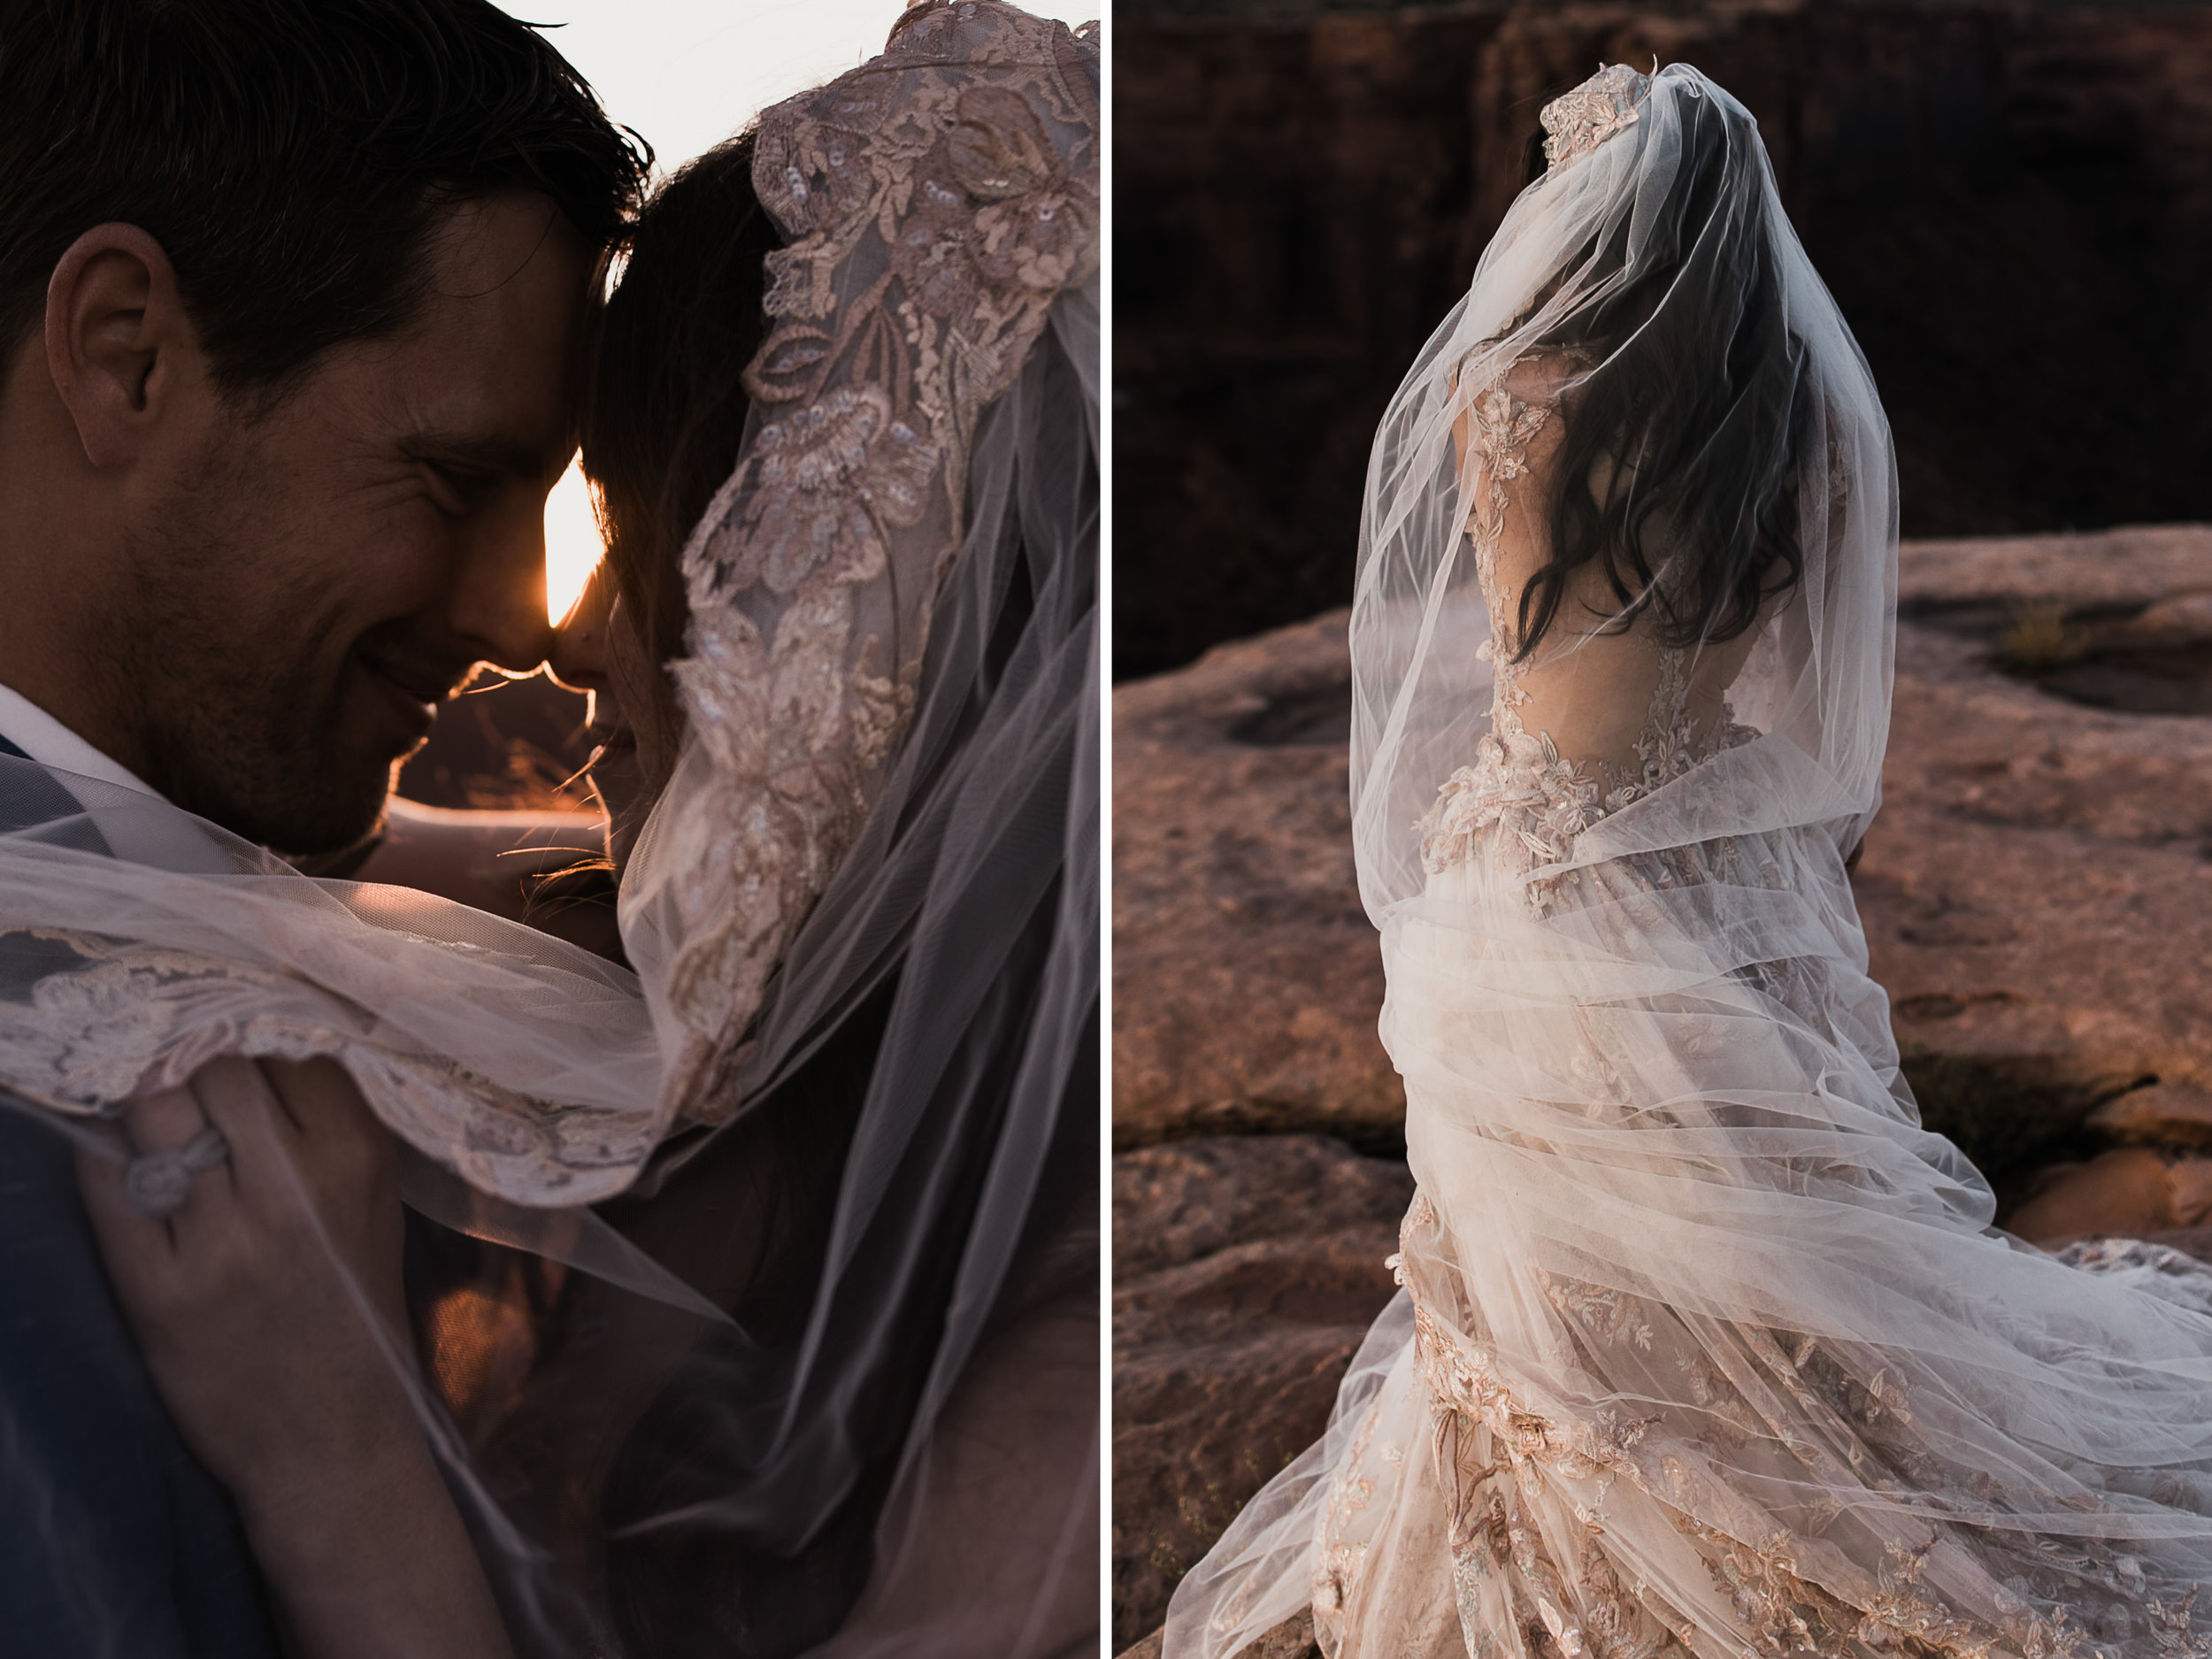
[1505,343,1594,400]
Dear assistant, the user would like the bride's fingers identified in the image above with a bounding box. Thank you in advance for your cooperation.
[261,1056,378,1141]
[187,1056,314,1220]
[123,1081,213,1159]
[194,1057,399,1275]
[245,1057,409,1337]
[259,1057,397,1202]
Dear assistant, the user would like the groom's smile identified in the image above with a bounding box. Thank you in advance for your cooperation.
[350,635,480,748]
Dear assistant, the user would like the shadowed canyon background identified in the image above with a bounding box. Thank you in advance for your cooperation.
[1113,2,2212,1650]
[1116,0,2212,679]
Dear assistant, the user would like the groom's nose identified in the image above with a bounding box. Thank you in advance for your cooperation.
[445,488,560,675]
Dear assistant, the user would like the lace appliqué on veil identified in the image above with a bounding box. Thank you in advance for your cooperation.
[1540,64,1651,173]
[646,1,1099,1120]
[0,930,657,1203]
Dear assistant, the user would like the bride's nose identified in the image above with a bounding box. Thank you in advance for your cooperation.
[548,562,614,694]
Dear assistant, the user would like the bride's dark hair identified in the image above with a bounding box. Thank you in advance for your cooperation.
[580,131,780,756]
[1512,81,1817,661]
[578,137,891,1653]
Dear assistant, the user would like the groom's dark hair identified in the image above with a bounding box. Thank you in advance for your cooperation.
[0,0,649,397]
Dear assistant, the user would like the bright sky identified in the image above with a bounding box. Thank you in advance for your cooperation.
[526,0,1095,623]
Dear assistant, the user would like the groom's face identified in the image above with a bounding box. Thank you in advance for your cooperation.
[117,195,589,854]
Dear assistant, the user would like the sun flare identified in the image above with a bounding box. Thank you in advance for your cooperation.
[544,455,606,626]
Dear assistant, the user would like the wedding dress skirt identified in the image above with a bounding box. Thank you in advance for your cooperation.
[1166,806,2212,1659]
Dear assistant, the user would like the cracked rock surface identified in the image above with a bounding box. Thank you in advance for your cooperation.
[1111,1136,1409,1648]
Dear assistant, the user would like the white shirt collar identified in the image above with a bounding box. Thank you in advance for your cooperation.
[0,681,163,798]
[0,683,253,872]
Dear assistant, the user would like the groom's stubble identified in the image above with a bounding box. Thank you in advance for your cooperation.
[104,416,401,855]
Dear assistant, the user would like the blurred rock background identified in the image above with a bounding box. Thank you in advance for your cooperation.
[396,670,595,815]
[1116,0,2212,678]
[1111,2,2212,1649]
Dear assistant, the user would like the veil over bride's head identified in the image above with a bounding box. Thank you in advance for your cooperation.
[1352,61,1897,917]
[578,0,1099,1636]
[1175,68,2212,1659]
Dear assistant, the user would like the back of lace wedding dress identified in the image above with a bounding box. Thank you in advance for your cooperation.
[1164,65,2212,1659]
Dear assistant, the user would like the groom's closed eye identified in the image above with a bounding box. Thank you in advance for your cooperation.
[405,434,570,513]
[418,460,497,517]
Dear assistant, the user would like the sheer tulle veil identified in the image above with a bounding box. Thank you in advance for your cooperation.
[1352,62,1894,912]
[0,2,1096,1652]
[1166,64,2212,1659]
[608,0,1100,1595]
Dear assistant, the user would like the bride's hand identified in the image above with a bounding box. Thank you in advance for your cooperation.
[76,1056,514,1659]
[77,1056,412,1506]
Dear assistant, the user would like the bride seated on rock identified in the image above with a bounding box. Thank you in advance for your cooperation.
[1162,61,2212,1659]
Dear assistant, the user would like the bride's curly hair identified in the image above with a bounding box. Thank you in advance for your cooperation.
[1511,80,1819,662]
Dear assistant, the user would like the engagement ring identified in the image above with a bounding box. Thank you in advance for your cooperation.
[123,1126,232,1217]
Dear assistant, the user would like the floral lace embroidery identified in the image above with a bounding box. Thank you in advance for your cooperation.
[0,931,657,1204]
[1539,1270,1655,1356]
[1311,1371,1386,1622]
[1417,361,1755,902]
[1541,65,1652,173]
[1373,1196,2212,1659]
[647,1,1099,1120]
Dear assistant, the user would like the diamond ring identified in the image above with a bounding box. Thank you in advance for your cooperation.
[123,1125,232,1217]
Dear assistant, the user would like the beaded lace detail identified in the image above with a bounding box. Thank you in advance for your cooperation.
[1417,359,1755,894]
[640,0,1099,1121]
[1541,64,1651,172]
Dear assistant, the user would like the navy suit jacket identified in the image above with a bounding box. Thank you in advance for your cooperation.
[0,732,282,1657]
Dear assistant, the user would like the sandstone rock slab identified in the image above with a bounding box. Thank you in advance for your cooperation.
[1113,612,1402,1150]
[2007,1148,2180,1246]
[1897,524,2212,618]
[1112,1135,1411,1648]
[1866,526,2212,1184]
[2089,1083,2212,1149]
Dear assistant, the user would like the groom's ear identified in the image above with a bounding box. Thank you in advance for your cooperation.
[43,224,209,471]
